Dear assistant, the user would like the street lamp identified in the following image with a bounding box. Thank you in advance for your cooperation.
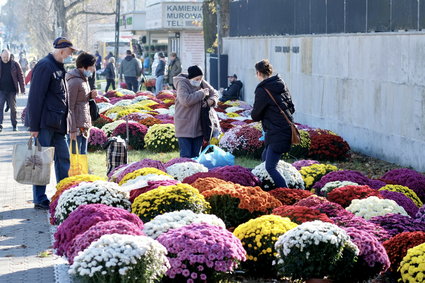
[217,2,221,89]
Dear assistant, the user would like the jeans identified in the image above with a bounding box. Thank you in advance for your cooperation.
[261,145,288,189]
[155,75,164,95]
[69,135,88,154]
[105,79,116,92]
[33,128,70,204]
[124,76,138,93]
[0,91,17,127]
[178,136,203,158]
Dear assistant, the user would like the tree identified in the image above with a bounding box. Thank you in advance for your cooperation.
[202,0,230,54]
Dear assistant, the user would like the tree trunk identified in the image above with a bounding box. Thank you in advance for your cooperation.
[55,0,68,37]
[202,0,230,54]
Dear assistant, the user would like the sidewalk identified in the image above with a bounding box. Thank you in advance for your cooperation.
[0,96,69,282]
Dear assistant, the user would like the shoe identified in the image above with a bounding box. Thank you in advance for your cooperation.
[34,200,50,210]
[0,125,2,132]
[13,126,18,132]
[5,106,9,112]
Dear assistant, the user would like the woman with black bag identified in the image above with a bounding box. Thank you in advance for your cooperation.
[251,59,296,189]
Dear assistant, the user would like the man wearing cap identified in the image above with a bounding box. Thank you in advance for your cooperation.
[26,37,76,210]
[219,74,243,102]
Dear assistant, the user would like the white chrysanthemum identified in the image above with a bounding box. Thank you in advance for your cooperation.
[69,234,169,281]
[55,181,131,223]
[101,120,126,135]
[144,210,225,239]
[225,106,244,113]
[120,174,176,192]
[252,160,305,189]
[346,196,409,220]
[114,100,133,107]
[97,102,114,113]
[166,162,208,182]
[320,181,359,197]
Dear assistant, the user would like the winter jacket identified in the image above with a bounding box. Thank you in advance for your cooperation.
[27,53,69,134]
[221,80,243,102]
[66,69,92,134]
[0,59,25,93]
[102,62,116,80]
[251,75,295,153]
[173,74,218,138]
[167,58,182,85]
[120,56,141,78]
[155,60,165,77]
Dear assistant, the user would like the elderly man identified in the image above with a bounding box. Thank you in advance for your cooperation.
[27,37,77,210]
[0,49,25,132]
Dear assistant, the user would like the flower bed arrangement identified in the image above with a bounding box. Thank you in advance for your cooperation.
[144,124,178,152]
[66,220,144,264]
[54,204,143,256]
[319,180,359,197]
[54,181,131,224]
[294,195,330,207]
[188,177,231,193]
[202,183,282,228]
[379,184,423,208]
[282,130,311,159]
[164,157,197,168]
[144,210,225,239]
[112,122,148,150]
[252,161,305,190]
[327,185,382,208]
[343,227,390,281]
[129,179,179,203]
[274,221,359,282]
[331,214,390,242]
[313,170,385,190]
[69,234,170,282]
[114,159,166,184]
[272,205,333,224]
[118,167,171,186]
[166,162,208,182]
[211,165,261,187]
[380,190,419,217]
[157,223,246,282]
[298,163,338,189]
[56,174,105,193]
[233,215,297,277]
[315,202,353,218]
[383,231,425,273]
[139,117,162,127]
[268,188,313,206]
[369,213,425,237]
[346,196,409,220]
[219,125,264,158]
[308,133,351,161]
[92,114,113,129]
[182,172,226,186]
[131,183,210,222]
[88,127,108,151]
[398,242,425,283]
[292,159,319,170]
[382,168,425,202]
[101,120,126,136]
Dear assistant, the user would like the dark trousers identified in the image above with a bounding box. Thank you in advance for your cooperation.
[178,136,203,158]
[262,145,288,189]
[0,91,17,127]
[105,79,116,92]
[125,76,138,93]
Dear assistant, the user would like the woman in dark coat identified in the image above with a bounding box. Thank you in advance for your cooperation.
[103,57,116,92]
[251,59,296,189]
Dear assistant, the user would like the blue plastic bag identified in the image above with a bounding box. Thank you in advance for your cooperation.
[195,145,235,169]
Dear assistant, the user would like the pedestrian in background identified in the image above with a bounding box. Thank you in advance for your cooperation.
[0,49,25,132]
[251,59,295,189]
[167,52,182,90]
[25,60,37,85]
[103,57,116,92]
[220,74,243,102]
[120,50,141,93]
[27,37,76,209]
[66,52,97,154]
[155,52,166,95]
[95,51,102,79]
[173,65,218,158]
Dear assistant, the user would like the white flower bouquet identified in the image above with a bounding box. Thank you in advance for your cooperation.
[55,181,131,224]
[144,210,225,239]
[252,161,305,189]
[346,196,409,220]
[166,162,208,182]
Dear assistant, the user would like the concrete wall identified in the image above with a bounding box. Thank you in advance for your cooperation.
[222,33,425,172]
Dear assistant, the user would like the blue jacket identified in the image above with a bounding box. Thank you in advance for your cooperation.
[27,53,69,134]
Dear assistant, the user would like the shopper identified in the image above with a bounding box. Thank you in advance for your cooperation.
[155,52,166,95]
[167,52,182,89]
[103,57,116,92]
[120,50,141,93]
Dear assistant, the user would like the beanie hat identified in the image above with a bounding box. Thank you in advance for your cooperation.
[187,65,203,79]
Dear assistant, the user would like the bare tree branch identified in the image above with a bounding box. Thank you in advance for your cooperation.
[65,0,84,13]
[67,10,115,20]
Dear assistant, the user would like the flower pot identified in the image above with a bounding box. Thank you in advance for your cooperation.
[305,279,332,283]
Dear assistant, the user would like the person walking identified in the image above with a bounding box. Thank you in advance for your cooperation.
[167,52,182,90]
[94,51,102,79]
[66,52,97,154]
[19,52,29,75]
[155,52,166,95]
[120,50,141,93]
[0,49,25,132]
[173,65,218,158]
[27,37,76,209]
[102,57,116,92]
[251,59,296,189]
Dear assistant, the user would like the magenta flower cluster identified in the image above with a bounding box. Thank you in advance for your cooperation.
[129,179,179,203]
[54,204,143,256]
[369,213,425,238]
[379,190,419,217]
[381,168,425,202]
[415,206,425,223]
[295,196,330,208]
[157,223,246,282]
[88,127,108,150]
[313,170,386,190]
[211,165,261,187]
[292,160,320,170]
[331,214,390,242]
[115,159,166,183]
[182,172,226,184]
[66,220,144,264]
[314,202,353,218]
[164,157,197,168]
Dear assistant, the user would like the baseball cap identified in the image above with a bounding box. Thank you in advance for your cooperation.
[53,37,78,51]
[228,74,237,79]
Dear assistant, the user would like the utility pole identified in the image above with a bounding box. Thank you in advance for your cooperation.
[114,0,121,60]
[216,2,221,89]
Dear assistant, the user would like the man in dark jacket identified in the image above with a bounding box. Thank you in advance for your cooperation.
[219,74,243,102]
[27,37,76,210]
[167,52,182,89]
[155,52,166,95]
[0,49,25,132]
[119,50,141,93]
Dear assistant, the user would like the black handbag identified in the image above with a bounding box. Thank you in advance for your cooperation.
[200,102,221,142]
[89,99,100,121]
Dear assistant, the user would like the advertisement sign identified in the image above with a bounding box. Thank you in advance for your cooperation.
[146,2,203,30]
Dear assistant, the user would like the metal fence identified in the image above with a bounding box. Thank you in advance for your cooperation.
[230,0,425,37]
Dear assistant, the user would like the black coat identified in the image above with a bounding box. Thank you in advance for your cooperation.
[221,80,243,101]
[251,75,295,153]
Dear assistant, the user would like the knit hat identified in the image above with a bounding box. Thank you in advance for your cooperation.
[53,37,78,51]
[187,65,203,79]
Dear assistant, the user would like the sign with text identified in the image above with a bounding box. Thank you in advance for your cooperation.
[146,2,203,30]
